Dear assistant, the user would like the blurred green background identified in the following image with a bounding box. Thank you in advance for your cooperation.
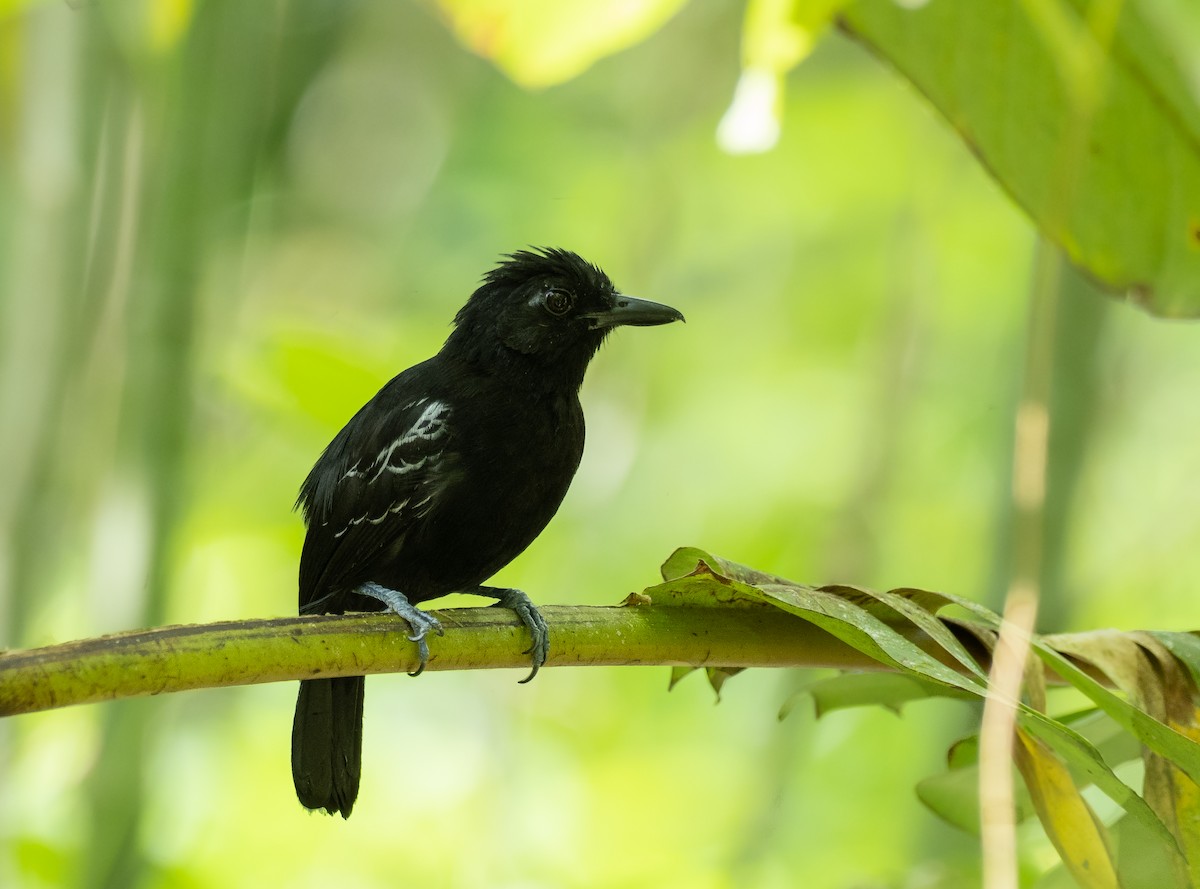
[3,1,1200,887]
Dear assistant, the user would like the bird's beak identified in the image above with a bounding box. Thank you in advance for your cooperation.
[583,294,685,330]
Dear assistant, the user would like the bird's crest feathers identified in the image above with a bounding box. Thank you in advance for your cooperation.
[481,247,612,293]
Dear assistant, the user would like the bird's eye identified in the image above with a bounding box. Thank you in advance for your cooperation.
[544,289,574,316]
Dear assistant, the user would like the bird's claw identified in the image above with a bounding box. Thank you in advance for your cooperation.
[489,588,550,683]
[403,611,444,677]
[408,636,430,677]
[404,613,444,644]
[355,581,441,677]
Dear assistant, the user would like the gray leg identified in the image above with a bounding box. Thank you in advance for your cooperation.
[355,582,444,677]
[474,586,549,684]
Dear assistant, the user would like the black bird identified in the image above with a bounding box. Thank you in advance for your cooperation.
[291,248,683,817]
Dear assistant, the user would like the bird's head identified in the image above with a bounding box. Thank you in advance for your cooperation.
[445,248,683,385]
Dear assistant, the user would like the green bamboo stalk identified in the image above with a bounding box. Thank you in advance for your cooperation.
[0,603,927,718]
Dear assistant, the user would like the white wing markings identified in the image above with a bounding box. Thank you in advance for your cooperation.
[339,400,451,485]
[333,497,413,538]
[329,401,451,538]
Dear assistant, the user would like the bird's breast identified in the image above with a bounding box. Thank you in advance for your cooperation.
[391,388,584,596]
[465,391,584,505]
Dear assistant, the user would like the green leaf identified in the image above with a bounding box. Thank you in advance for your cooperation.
[1057,708,1144,771]
[1113,806,1194,889]
[916,763,997,836]
[817,584,989,681]
[645,572,775,610]
[952,709,1142,775]
[947,734,980,770]
[751,581,989,697]
[916,745,1037,836]
[660,547,797,587]
[840,0,1200,317]
[787,671,974,719]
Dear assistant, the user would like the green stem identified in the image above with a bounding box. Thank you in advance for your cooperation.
[1,603,937,717]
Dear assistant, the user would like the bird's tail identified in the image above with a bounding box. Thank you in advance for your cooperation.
[292,676,364,818]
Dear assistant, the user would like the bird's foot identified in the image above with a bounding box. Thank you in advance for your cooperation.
[480,587,549,684]
[355,582,444,677]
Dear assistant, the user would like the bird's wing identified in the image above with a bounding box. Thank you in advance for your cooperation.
[297,395,456,612]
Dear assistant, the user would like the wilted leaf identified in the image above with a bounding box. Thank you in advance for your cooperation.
[1016,708,1187,872]
[666,664,743,699]
[1014,728,1119,889]
[1031,641,1200,788]
[918,714,1155,848]
[1150,632,1200,690]
[651,547,1191,871]
[659,550,985,692]
[667,665,696,691]
[916,586,1200,795]
[921,712,1186,874]
[1128,633,1200,887]
[705,667,743,700]
[1048,630,1147,699]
